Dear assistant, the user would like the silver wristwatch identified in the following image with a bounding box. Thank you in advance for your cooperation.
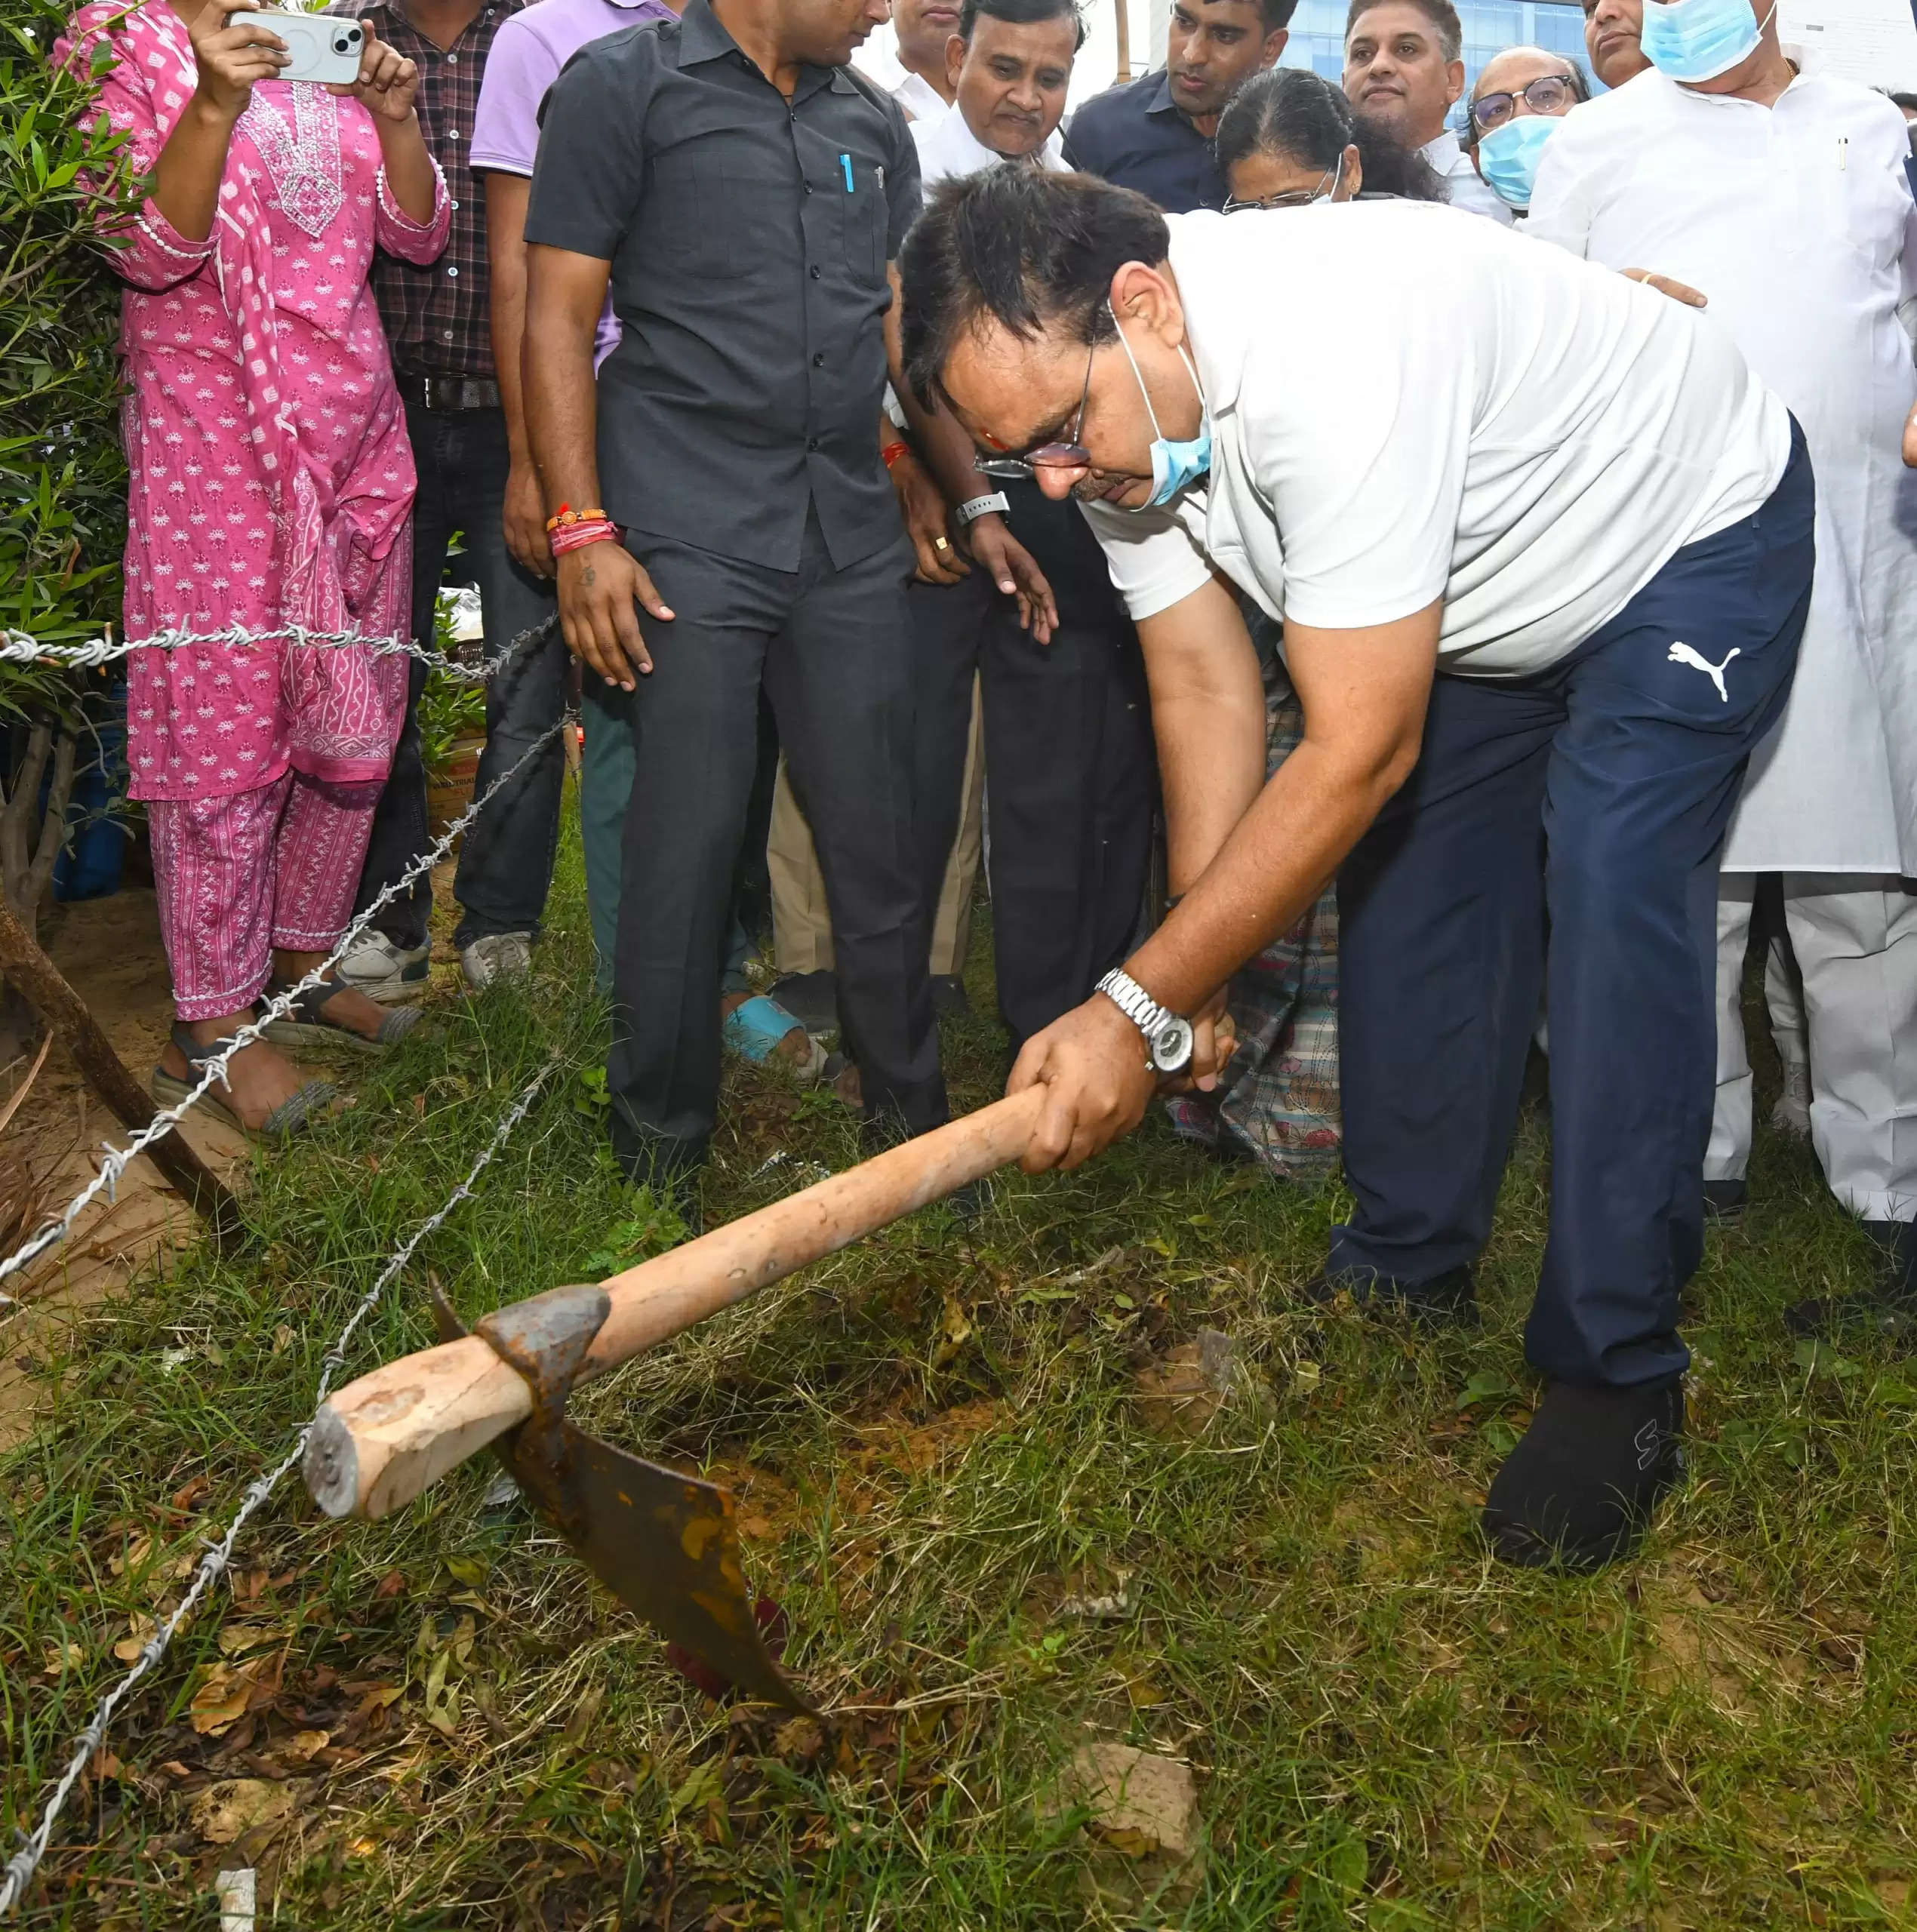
[1097,968,1195,1076]
[954,491,1011,528]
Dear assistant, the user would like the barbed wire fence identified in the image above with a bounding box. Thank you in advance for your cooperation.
[0,614,580,1909]
[0,1053,562,1916]
[0,614,567,1309]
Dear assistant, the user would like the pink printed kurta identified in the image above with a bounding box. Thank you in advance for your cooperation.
[60,1,451,803]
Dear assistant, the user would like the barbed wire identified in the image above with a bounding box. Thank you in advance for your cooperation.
[0,1053,560,1918]
[0,712,571,1305]
[0,614,558,683]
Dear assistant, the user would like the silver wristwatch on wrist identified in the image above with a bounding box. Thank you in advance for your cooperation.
[1096,968,1195,1076]
[953,491,1011,529]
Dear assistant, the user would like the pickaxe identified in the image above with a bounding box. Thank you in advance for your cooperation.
[303,1087,1045,1711]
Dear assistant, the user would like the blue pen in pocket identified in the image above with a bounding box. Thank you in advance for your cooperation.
[840,152,855,192]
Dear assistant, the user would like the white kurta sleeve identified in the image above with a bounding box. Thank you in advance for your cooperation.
[1079,497,1213,620]
[1899,189,1917,354]
[1522,124,1596,258]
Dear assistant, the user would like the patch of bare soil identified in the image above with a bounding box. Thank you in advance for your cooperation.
[0,885,248,1447]
[0,856,469,1449]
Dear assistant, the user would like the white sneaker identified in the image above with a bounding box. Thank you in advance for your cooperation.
[1771,1057,1811,1139]
[334,930,431,1004]
[460,931,534,992]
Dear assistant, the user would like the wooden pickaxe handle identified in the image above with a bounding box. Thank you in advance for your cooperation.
[305,1086,1045,1520]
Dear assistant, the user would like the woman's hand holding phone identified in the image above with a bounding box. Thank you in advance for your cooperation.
[188,0,290,120]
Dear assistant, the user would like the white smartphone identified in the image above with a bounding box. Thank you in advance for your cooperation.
[229,10,365,85]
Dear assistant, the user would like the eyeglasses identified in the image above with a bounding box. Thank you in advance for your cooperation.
[1223,159,1340,214]
[1469,72,1579,131]
[974,331,1099,479]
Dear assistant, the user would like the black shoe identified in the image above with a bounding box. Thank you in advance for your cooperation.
[1482,1376,1684,1572]
[1300,1264,1479,1329]
[1785,1220,1917,1340]
[769,970,838,1035]
[931,974,971,1020]
[1702,1178,1747,1226]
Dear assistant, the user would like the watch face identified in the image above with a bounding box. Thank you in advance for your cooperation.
[1149,1017,1195,1075]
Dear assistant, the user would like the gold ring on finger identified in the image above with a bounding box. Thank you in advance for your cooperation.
[934,537,950,552]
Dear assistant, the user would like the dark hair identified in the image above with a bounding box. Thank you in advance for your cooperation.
[958,0,1087,51]
[1889,89,1917,114]
[899,168,1168,408]
[1214,66,1446,199]
[1343,0,1461,64]
[1256,0,1301,30]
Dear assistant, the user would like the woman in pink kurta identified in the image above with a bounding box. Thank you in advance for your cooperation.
[61,0,450,1131]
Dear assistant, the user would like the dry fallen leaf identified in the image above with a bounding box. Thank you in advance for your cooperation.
[113,1614,157,1664]
[42,1641,85,1676]
[108,1532,153,1577]
[282,1730,330,1764]
[189,1779,299,1847]
[271,1324,295,1355]
[217,1623,291,1659]
[189,1663,256,1736]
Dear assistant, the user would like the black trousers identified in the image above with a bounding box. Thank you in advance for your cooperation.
[915,480,1155,1053]
[608,511,947,1177]
[355,402,561,951]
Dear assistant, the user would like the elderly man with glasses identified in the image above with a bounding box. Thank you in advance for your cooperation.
[1464,46,1589,216]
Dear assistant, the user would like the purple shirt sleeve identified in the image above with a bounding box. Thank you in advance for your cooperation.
[469,12,555,177]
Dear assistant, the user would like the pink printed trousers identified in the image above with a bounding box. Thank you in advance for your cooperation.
[148,771,385,1021]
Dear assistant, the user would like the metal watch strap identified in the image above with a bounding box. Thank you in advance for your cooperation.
[954,491,1011,528]
[1097,968,1172,1043]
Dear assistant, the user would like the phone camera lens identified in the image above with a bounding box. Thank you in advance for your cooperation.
[333,28,357,50]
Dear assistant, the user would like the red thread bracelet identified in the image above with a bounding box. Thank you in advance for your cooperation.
[550,518,621,558]
[881,441,910,470]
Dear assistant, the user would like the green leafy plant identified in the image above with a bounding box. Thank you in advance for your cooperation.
[0,0,143,931]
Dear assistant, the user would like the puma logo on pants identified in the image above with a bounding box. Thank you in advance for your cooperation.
[1667,641,1739,703]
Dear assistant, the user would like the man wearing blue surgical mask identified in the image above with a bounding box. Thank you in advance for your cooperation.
[1530,2,1917,1339]
[1464,46,1589,215]
[901,166,1815,1574]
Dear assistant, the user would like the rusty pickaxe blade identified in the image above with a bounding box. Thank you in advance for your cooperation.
[308,1089,1047,1706]
[432,1284,814,1712]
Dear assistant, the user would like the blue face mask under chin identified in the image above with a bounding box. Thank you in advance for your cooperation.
[1476,112,1564,209]
[1640,0,1775,85]
[1108,299,1211,509]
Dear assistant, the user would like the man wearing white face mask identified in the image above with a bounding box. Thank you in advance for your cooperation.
[1530,0,1917,1340]
[901,168,1813,1572]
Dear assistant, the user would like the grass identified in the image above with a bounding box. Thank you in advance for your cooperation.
[3,792,1916,1929]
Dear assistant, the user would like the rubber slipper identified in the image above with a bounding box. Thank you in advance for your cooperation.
[260,976,431,1054]
[722,995,828,1086]
[151,1023,336,1143]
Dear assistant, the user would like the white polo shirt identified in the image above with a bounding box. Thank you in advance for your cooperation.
[1086,200,1792,677]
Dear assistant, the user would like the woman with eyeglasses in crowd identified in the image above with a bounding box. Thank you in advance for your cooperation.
[1213,66,1445,213]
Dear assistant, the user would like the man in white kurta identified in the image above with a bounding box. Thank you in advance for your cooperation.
[1528,10,1917,1331]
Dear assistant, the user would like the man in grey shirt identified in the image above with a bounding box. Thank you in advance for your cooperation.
[523,0,954,1200]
